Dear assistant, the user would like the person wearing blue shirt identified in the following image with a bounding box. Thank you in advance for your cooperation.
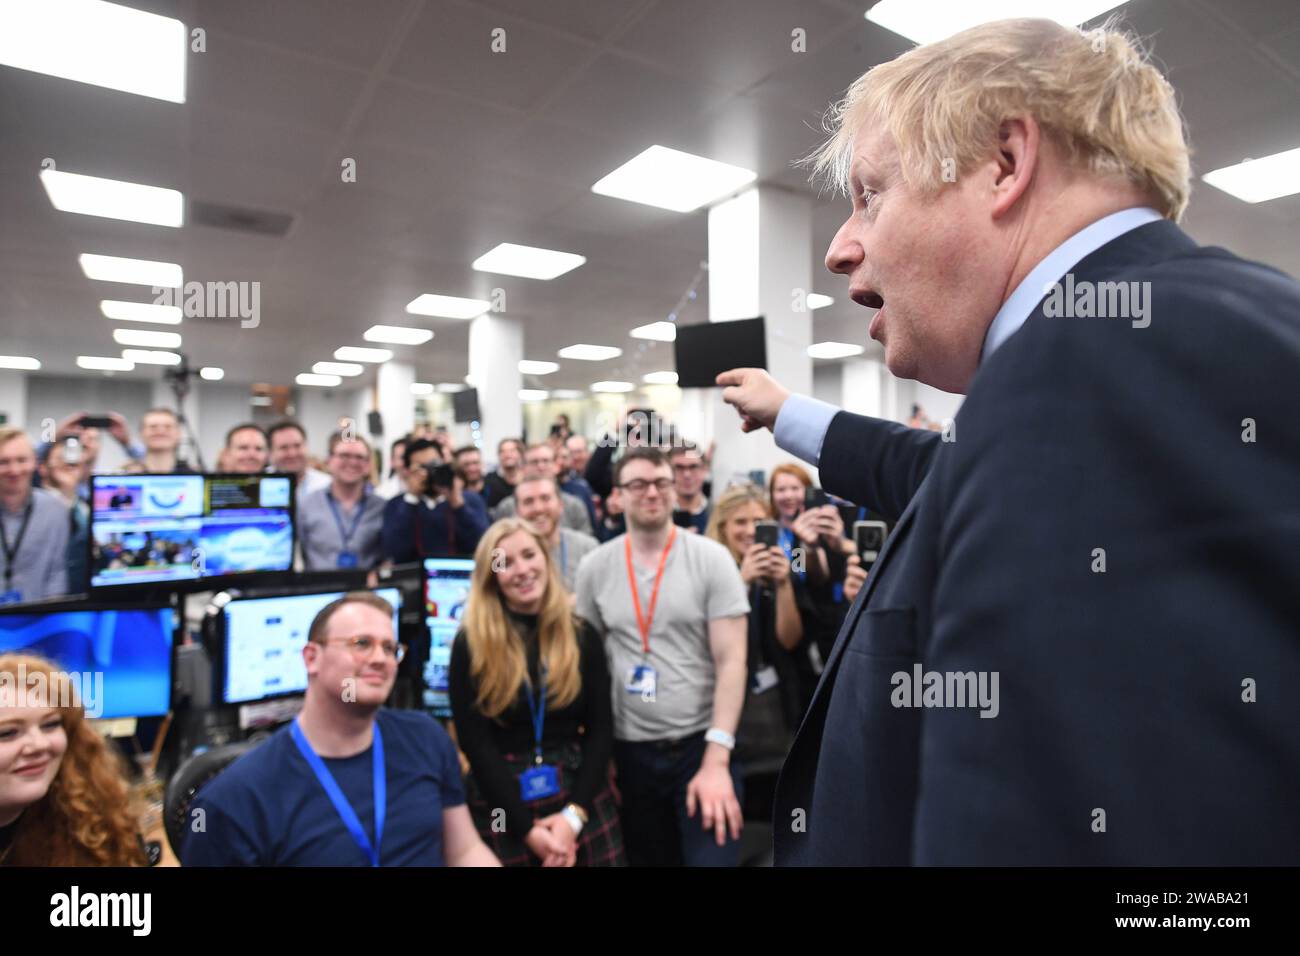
[183,591,499,867]
[381,439,490,562]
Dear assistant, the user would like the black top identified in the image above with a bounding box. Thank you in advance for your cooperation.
[449,611,612,837]
[481,471,515,509]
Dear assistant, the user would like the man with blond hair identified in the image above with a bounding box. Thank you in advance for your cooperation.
[722,18,1300,865]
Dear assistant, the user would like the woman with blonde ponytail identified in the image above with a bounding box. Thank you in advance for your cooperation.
[0,653,147,866]
[449,518,624,866]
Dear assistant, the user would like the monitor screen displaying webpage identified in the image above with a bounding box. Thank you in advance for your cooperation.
[89,473,295,589]
[422,558,474,718]
[222,587,402,705]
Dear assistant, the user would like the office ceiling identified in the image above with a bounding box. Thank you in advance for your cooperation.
[1,0,1297,392]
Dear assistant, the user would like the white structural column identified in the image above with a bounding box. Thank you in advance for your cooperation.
[840,358,883,419]
[375,361,416,458]
[0,371,29,431]
[468,312,523,462]
[706,185,814,487]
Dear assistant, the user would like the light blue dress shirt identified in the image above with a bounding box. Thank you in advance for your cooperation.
[773,207,1164,466]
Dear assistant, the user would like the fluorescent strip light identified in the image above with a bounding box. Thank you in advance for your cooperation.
[643,371,679,385]
[0,355,40,370]
[550,389,587,399]
[472,242,585,280]
[0,0,186,103]
[592,145,756,212]
[865,0,1130,45]
[630,321,677,342]
[312,361,364,377]
[80,253,182,288]
[807,293,835,310]
[113,328,180,348]
[334,346,392,363]
[436,383,466,393]
[296,373,341,387]
[591,381,635,393]
[39,169,183,227]
[199,366,224,381]
[807,341,865,359]
[101,300,182,325]
[1202,147,1300,204]
[410,383,435,396]
[519,389,549,402]
[364,324,433,345]
[250,396,273,407]
[121,348,181,366]
[519,360,559,375]
[405,294,491,319]
[558,344,622,361]
[77,355,133,371]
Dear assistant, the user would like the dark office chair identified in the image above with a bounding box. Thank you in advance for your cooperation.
[163,741,259,860]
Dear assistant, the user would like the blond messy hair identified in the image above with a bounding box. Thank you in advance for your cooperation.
[806,17,1191,220]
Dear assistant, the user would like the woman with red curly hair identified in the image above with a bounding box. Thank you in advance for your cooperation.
[0,653,146,866]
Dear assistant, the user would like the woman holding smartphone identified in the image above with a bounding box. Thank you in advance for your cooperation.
[706,485,803,771]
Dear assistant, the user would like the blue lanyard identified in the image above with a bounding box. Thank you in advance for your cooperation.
[778,526,807,583]
[522,666,548,764]
[290,719,386,867]
[325,491,368,550]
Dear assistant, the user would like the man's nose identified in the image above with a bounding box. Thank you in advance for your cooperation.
[825,218,864,275]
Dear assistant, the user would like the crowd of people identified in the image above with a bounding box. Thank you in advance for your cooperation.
[1,403,881,868]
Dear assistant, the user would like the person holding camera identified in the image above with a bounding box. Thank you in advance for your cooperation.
[380,439,489,563]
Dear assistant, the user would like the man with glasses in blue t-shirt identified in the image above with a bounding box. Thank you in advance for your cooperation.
[184,592,500,867]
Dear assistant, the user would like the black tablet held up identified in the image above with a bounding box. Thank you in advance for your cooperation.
[673,316,767,387]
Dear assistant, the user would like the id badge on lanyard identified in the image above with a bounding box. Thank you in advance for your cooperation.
[519,668,561,801]
[624,529,675,703]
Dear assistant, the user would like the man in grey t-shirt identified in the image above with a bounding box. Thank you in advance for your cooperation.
[575,447,748,866]
[514,473,597,592]
[296,433,385,571]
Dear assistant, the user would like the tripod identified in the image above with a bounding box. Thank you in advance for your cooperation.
[163,359,207,471]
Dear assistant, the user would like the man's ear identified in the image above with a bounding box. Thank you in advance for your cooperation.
[991,115,1041,220]
[302,640,320,676]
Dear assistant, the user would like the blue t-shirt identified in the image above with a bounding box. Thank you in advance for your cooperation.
[183,710,465,866]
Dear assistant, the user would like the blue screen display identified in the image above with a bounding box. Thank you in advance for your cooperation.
[90,474,294,588]
[0,607,174,719]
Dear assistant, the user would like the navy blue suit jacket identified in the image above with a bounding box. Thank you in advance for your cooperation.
[773,220,1300,865]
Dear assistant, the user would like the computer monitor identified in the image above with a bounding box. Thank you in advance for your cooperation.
[422,558,474,718]
[89,473,295,591]
[220,586,402,706]
[0,602,176,719]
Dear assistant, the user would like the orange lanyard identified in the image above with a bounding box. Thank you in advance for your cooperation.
[625,527,677,655]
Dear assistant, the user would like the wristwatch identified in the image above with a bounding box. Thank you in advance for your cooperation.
[704,727,736,751]
[561,803,588,836]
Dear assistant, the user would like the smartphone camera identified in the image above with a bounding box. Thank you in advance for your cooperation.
[853,520,888,567]
[754,520,780,549]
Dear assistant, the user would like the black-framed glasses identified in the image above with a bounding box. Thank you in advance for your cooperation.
[619,478,673,495]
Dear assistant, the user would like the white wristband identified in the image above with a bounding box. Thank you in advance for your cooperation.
[561,806,585,836]
[704,728,735,751]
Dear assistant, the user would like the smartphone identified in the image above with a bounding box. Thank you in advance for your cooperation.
[754,520,780,549]
[854,520,888,566]
[804,486,828,511]
[61,436,82,465]
[78,415,114,429]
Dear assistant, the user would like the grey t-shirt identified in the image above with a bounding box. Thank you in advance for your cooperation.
[575,529,748,742]
[554,527,598,592]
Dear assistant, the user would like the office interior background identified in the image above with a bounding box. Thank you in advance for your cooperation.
[3,0,1294,472]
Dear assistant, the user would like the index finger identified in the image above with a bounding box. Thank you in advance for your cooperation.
[715,367,754,388]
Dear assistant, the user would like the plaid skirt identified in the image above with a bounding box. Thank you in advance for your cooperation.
[464,741,626,867]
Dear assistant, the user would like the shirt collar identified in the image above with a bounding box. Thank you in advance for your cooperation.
[980,206,1163,363]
